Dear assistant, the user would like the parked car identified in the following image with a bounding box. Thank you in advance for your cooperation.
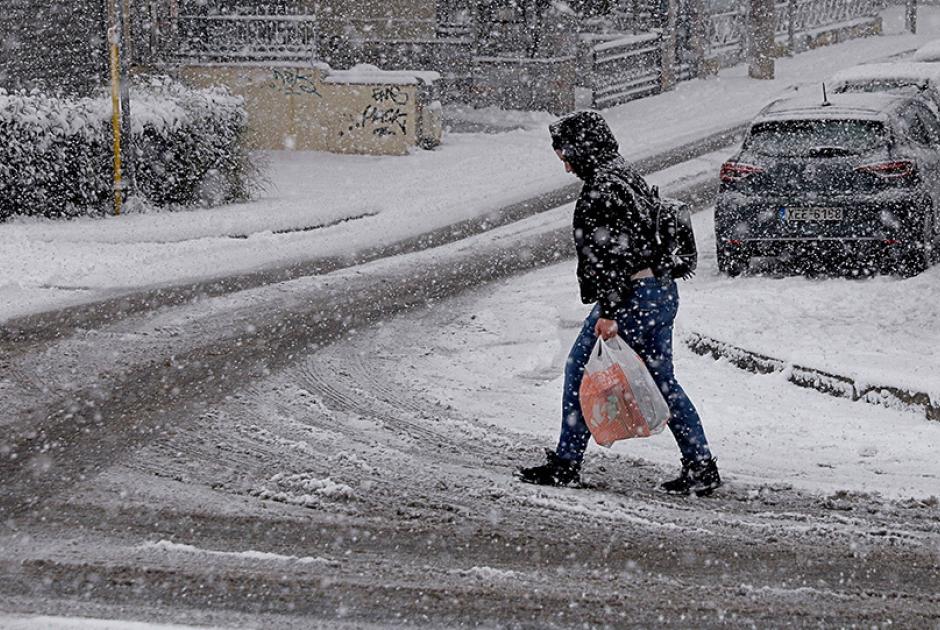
[829,62,940,114]
[716,91,940,276]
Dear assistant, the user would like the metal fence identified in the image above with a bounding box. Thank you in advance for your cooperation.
[0,0,107,95]
[787,0,884,33]
[609,0,669,33]
[705,0,884,62]
[170,5,318,63]
[705,2,746,60]
[436,0,474,39]
[590,0,884,109]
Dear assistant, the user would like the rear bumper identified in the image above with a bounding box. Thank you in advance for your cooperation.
[715,191,929,244]
[721,237,899,259]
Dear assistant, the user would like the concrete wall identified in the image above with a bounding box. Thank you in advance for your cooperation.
[180,64,441,156]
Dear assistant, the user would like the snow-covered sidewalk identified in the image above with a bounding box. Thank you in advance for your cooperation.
[3,7,940,323]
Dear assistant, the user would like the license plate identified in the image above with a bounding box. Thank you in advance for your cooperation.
[783,207,844,222]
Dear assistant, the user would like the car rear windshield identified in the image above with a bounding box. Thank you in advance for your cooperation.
[746,119,887,156]
[839,79,922,93]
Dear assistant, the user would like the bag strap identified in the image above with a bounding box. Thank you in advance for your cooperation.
[598,336,626,357]
[609,170,662,251]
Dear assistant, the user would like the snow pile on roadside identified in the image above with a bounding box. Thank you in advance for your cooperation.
[683,212,940,400]
[0,615,230,630]
[138,539,336,566]
[253,471,356,507]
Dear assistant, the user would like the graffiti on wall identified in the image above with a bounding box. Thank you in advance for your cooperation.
[371,85,410,106]
[353,106,409,136]
[269,68,321,97]
[347,85,411,137]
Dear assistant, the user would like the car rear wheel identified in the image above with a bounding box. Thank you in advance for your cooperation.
[898,243,930,276]
[717,246,749,277]
[891,215,932,277]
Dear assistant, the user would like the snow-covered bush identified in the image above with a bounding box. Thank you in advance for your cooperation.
[130,77,253,208]
[0,78,253,219]
[0,91,111,217]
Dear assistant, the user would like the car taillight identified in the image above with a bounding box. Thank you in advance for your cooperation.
[855,160,916,179]
[720,162,764,183]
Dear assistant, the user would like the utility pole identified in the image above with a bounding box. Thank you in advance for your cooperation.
[747,0,774,80]
[106,0,137,215]
[107,0,124,215]
[906,0,918,34]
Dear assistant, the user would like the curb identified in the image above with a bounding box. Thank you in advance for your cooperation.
[684,332,940,422]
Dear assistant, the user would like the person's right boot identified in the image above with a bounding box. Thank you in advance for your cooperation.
[661,458,721,497]
[515,448,582,487]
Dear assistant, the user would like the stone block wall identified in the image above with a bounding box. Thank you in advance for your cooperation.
[180,63,442,155]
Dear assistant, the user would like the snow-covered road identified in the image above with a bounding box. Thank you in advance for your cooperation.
[2,193,938,626]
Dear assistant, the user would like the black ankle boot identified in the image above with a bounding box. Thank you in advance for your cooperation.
[660,458,693,494]
[515,449,582,487]
[661,458,721,497]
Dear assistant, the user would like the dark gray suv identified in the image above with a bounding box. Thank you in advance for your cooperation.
[715,91,940,276]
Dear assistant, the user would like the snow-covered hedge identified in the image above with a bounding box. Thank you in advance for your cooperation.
[0,78,253,218]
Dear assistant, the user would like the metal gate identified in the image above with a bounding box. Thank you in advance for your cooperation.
[590,32,663,109]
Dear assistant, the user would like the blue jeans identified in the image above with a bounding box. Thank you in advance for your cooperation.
[556,278,712,464]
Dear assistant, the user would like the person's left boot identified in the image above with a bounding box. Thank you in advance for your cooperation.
[515,448,582,487]
[661,458,721,497]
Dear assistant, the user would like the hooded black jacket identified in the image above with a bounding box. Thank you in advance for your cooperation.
[550,111,661,318]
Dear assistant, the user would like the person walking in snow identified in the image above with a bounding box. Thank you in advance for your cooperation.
[516,111,721,496]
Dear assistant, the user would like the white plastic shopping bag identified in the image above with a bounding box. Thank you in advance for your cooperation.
[578,336,670,446]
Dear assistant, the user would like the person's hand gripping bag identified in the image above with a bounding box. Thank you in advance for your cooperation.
[578,336,670,446]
